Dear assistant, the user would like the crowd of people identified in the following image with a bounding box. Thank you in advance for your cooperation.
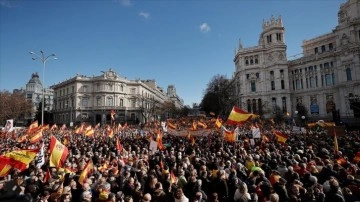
[0,119,360,202]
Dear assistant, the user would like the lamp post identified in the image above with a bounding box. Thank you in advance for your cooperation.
[30,50,57,125]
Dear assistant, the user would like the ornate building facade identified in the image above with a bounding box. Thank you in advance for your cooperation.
[233,0,360,125]
[24,72,54,122]
[51,68,184,126]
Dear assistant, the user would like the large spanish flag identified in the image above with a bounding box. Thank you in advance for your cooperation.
[49,135,69,168]
[29,128,43,143]
[79,161,94,185]
[0,164,12,177]
[227,106,257,125]
[0,148,39,171]
[273,130,288,144]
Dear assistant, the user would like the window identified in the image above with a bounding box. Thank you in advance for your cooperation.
[267,35,272,43]
[325,74,333,86]
[107,96,114,106]
[247,99,251,112]
[258,99,263,114]
[296,79,301,90]
[315,47,318,54]
[97,83,100,90]
[255,56,259,64]
[282,97,287,113]
[276,33,282,41]
[119,99,124,107]
[271,81,275,90]
[96,97,101,106]
[250,57,253,65]
[27,94,32,99]
[280,70,284,79]
[310,77,316,88]
[346,67,352,81]
[270,71,274,79]
[329,43,333,50]
[252,99,257,114]
[131,99,136,107]
[81,98,88,107]
[245,57,249,65]
[120,85,124,92]
[281,80,285,89]
[83,85,88,92]
[256,73,260,78]
[251,81,256,92]
[66,88,69,94]
[246,74,250,79]
[321,45,326,52]
[272,97,277,112]
[72,86,75,93]
[130,88,136,94]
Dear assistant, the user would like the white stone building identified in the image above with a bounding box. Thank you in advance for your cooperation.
[51,68,183,126]
[233,0,360,125]
[25,72,54,122]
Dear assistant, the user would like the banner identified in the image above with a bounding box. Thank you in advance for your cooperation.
[4,119,13,132]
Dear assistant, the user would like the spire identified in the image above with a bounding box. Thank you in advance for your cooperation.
[238,38,243,50]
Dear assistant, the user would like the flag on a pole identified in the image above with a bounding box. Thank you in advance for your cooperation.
[0,164,12,177]
[116,138,123,152]
[79,161,94,185]
[27,120,39,134]
[215,117,222,128]
[29,128,43,143]
[273,130,288,144]
[0,148,39,171]
[224,129,236,143]
[226,106,257,125]
[49,135,69,168]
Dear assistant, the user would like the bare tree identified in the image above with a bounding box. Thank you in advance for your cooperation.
[0,90,34,125]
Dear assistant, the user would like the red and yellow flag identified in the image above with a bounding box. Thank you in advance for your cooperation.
[0,164,12,177]
[84,127,95,137]
[107,128,114,138]
[0,148,39,171]
[17,134,28,143]
[227,106,257,125]
[224,129,236,143]
[156,132,165,151]
[27,120,39,134]
[49,135,69,168]
[50,124,58,131]
[170,171,176,184]
[29,128,43,143]
[79,161,94,185]
[215,117,222,128]
[353,151,360,163]
[75,123,84,134]
[273,130,288,144]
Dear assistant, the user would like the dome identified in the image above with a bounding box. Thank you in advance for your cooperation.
[28,72,42,85]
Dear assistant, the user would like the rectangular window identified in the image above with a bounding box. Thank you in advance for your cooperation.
[27,94,32,99]
[272,97,276,112]
[321,45,326,52]
[271,81,275,90]
[282,97,287,113]
[97,98,101,106]
[72,86,75,93]
[130,88,136,94]
[83,86,88,92]
[251,80,256,92]
[82,98,88,107]
[281,80,285,89]
[310,77,316,88]
[131,99,136,107]
[315,47,318,54]
[329,43,333,50]
[346,67,352,81]
[280,70,284,79]
[119,99,124,107]
[325,74,332,86]
[296,79,301,90]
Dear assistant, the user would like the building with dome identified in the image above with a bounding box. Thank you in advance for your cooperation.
[233,0,360,126]
[24,72,54,122]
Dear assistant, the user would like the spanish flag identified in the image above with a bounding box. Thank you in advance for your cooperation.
[156,132,165,151]
[50,124,58,131]
[215,117,222,128]
[166,121,177,130]
[49,135,69,168]
[84,127,95,137]
[0,164,12,177]
[273,130,288,144]
[116,138,123,152]
[107,128,114,138]
[0,148,39,171]
[27,120,39,134]
[29,128,43,143]
[17,134,28,143]
[75,123,84,134]
[224,129,236,143]
[227,106,257,125]
[79,161,94,185]
[170,170,176,184]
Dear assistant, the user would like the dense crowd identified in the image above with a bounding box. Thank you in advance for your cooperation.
[0,121,360,202]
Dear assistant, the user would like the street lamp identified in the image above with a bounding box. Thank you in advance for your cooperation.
[30,50,57,125]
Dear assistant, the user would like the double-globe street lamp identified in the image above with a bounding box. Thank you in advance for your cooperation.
[30,51,57,125]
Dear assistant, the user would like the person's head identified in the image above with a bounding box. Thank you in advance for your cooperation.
[174,187,184,199]
[269,193,279,202]
[142,193,151,202]
[239,182,248,194]
[124,195,133,202]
